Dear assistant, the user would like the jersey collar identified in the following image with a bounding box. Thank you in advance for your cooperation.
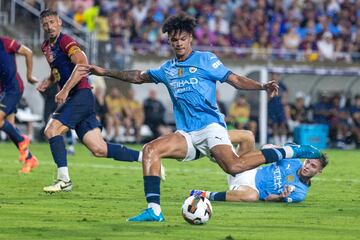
[175,51,195,63]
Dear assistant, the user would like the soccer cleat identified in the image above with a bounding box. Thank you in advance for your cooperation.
[160,163,166,181]
[288,144,321,159]
[18,134,30,163]
[43,179,73,193]
[19,156,39,173]
[127,208,165,222]
[190,189,207,198]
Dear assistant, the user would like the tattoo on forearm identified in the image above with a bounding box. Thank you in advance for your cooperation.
[105,70,147,84]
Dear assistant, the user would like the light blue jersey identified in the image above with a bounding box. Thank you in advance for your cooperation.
[147,51,231,132]
[255,159,309,203]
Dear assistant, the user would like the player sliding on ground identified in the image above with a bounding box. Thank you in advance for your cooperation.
[74,12,321,222]
[191,130,328,203]
[0,35,39,173]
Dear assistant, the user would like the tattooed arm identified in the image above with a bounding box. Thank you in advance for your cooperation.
[75,64,153,84]
[103,69,152,84]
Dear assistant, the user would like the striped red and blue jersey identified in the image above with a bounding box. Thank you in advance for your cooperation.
[0,36,24,93]
[41,33,91,93]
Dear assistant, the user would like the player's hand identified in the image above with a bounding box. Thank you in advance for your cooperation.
[27,75,39,84]
[263,80,279,98]
[36,79,50,92]
[73,64,90,79]
[55,89,68,104]
[89,64,105,76]
[279,185,295,198]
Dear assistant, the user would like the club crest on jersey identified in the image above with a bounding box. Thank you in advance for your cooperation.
[286,175,295,182]
[189,67,197,73]
[178,68,183,76]
[43,45,54,63]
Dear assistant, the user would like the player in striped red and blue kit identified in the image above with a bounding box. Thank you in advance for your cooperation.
[37,9,141,193]
[0,36,39,173]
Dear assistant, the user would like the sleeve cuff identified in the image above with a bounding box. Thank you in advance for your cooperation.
[220,70,232,83]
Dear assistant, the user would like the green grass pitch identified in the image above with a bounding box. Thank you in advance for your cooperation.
[0,143,359,240]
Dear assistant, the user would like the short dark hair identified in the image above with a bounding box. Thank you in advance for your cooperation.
[318,153,329,169]
[162,12,197,35]
[40,9,58,19]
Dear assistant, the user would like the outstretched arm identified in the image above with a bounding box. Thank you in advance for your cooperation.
[226,73,279,97]
[75,64,153,84]
[17,45,38,84]
[102,69,153,84]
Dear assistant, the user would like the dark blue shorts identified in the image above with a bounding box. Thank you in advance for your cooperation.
[268,104,286,124]
[52,88,101,141]
[0,90,22,115]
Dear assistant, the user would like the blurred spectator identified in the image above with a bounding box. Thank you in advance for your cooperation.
[228,95,257,137]
[105,88,124,142]
[312,93,331,125]
[268,73,288,145]
[350,95,360,148]
[208,9,230,35]
[285,92,311,134]
[350,31,360,62]
[123,88,144,143]
[95,5,111,68]
[73,4,86,26]
[56,0,74,17]
[83,0,101,32]
[143,89,171,140]
[317,32,335,61]
[282,27,301,59]
[299,33,319,62]
[329,95,350,149]
[131,0,151,26]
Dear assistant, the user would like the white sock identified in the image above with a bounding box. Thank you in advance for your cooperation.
[205,191,211,199]
[283,146,294,158]
[138,151,143,162]
[148,203,161,216]
[280,135,287,145]
[57,167,70,182]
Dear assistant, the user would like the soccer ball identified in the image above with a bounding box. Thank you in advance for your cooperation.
[181,195,213,225]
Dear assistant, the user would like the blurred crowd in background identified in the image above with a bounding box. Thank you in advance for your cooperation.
[33,0,360,64]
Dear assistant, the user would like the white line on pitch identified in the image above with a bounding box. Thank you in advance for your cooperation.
[5,159,359,184]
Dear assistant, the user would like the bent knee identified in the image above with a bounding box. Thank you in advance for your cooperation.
[44,126,58,139]
[142,143,159,159]
[243,130,255,142]
[91,145,107,157]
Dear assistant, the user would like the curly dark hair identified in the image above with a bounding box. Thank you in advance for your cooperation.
[40,9,58,19]
[162,12,197,35]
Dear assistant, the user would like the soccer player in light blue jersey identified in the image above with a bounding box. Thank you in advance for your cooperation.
[191,139,328,203]
[75,12,321,222]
